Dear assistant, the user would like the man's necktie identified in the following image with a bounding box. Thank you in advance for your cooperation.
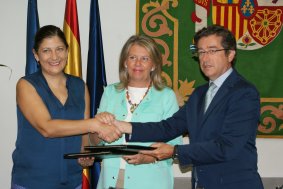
[204,82,217,112]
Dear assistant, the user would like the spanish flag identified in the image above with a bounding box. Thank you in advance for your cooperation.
[63,0,89,188]
[63,0,82,77]
[82,168,90,189]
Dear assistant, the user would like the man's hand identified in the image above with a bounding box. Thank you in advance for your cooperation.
[90,119,122,143]
[97,123,121,143]
[94,112,133,134]
[140,143,174,160]
[113,120,132,134]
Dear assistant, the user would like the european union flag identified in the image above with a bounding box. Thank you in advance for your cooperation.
[86,0,107,188]
[26,0,40,75]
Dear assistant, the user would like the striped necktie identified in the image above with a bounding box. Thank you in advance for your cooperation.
[204,82,217,112]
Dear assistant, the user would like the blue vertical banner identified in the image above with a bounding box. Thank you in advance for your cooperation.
[26,0,40,75]
[86,0,107,188]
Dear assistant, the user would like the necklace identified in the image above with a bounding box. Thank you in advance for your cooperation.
[126,82,151,113]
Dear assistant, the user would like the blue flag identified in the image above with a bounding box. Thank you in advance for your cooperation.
[26,0,40,75]
[86,0,107,188]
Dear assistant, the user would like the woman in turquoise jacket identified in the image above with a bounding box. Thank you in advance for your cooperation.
[94,35,182,189]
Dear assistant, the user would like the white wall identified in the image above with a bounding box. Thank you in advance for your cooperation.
[0,0,282,188]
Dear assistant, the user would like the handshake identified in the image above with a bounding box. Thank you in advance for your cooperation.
[90,112,132,143]
[79,112,175,166]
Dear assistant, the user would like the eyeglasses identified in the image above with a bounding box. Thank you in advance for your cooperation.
[127,55,151,63]
[196,49,228,58]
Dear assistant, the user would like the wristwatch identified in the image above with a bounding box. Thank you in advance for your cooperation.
[172,145,179,160]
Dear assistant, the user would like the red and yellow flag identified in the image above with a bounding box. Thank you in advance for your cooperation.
[82,168,90,189]
[63,0,82,77]
[63,0,88,188]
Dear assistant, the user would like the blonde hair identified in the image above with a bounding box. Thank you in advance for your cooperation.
[116,35,165,91]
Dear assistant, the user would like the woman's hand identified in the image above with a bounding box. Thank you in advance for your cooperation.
[95,112,115,125]
[123,154,157,165]
[91,119,121,143]
[78,157,95,168]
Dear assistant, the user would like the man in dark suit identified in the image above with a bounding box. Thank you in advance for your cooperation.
[112,25,263,189]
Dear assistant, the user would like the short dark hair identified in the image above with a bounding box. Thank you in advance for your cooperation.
[194,25,237,64]
[33,25,68,52]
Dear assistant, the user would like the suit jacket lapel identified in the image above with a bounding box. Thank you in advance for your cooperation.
[201,70,239,124]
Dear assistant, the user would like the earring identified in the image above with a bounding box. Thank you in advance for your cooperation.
[125,65,127,68]
[151,68,155,71]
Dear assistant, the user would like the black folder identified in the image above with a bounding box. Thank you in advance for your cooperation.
[64,145,156,160]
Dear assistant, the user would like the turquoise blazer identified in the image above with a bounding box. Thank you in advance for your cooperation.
[96,83,182,189]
